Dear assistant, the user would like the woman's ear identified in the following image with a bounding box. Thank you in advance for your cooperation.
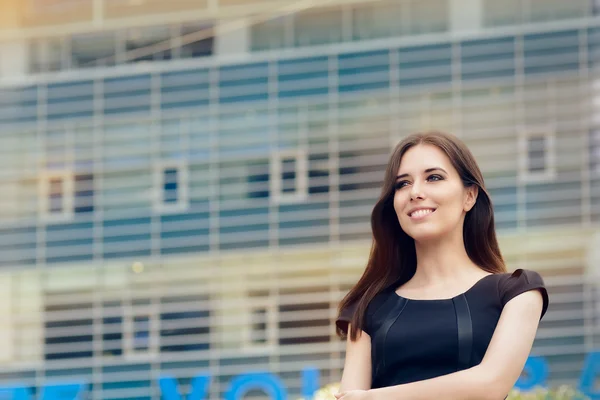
[464,185,479,212]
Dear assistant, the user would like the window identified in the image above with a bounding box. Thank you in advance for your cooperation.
[270,149,308,204]
[250,308,268,344]
[518,130,556,183]
[164,168,179,203]
[243,290,276,350]
[308,153,330,195]
[278,286,330,346]
[160,294,210,352]
[132,315,151,351]
[484,0,590,26]
[483,0,522,27]
[71,31,117,68]
[179,22,214,59]
[125,26,172,63]
[39,171,94,221]
[590,129,600,174]
[39,171,74,221]
[28,37,67,73]
[529,0,589,22]
[74,173,94,213]
[250,17,290,51]
[44,290,94,360]
[409,0,449,34]
[294,8,344,46]
[154,161,189,213]
[528,136,547,172]
[102,300,123,357]
[352,1,403,40]
[124,298,157,358]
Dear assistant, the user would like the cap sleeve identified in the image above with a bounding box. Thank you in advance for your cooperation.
[336,302,357,336]
[500,269,549,320]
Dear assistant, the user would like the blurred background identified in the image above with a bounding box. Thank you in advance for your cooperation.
[0,0,598,398]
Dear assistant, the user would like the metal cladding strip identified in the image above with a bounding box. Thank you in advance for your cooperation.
[374,296,408,378]
[453,294,473,371]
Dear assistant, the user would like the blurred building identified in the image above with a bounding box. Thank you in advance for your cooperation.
[0,0,599,398]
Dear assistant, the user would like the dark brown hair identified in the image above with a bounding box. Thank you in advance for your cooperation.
[336,131,506,341]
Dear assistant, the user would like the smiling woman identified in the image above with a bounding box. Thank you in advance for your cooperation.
[335,131,548,400]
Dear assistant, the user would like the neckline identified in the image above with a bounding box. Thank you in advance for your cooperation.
[392,273,497,302]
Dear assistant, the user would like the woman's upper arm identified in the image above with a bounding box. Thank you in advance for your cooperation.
[478,289,545,397]
[339,324,372,392]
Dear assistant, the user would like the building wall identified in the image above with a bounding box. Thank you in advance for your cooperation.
[0,27,595,261]
[0,0,598,398]
[0,228,593,398]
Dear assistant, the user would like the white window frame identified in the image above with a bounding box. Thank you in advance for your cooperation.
[39,170,74,222]
[153,160,189,213]
[518,128,556,184]
[590,128,600,174]
[270,148,308,204]
[242,300,277,353]
[123,302,158,360]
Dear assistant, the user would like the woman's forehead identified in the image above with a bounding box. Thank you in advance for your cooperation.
[397,145,452,174]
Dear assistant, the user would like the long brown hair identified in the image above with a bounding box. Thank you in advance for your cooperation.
[337,131,506,341]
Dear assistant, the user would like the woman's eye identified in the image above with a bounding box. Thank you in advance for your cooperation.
[394,181,409,190]
[428,174,443,182]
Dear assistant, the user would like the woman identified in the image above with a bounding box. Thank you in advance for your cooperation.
[334,132,549,400]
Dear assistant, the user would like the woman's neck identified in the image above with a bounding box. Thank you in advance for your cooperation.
[410,232,483,287]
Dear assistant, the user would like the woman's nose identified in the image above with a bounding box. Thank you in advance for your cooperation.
[410,182,425,201]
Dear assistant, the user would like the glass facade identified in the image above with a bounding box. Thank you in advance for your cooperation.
[0,28,596,259]
[0,9,599,400]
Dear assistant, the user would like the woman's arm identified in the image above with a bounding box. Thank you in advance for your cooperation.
[336,289,544,400]
[339,326,372,392]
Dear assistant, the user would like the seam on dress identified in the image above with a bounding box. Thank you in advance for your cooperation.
[376,297,408,377]
[453,294,473,371]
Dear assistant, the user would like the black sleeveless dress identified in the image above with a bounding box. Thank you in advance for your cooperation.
[336,269,549,388]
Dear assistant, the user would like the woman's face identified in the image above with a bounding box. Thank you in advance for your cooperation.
[393,144,477,242]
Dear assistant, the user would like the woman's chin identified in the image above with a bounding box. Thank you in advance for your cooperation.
[407,228,444,243]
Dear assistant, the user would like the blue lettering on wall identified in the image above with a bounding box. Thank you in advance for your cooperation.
[159,374,211,400]
[0,386,31,400]
[514,356,548,391]
[0,382,86,400]
[225,372,287,400]
[301,368,320,399]
[5,355,600,399]
[579,352,600,399]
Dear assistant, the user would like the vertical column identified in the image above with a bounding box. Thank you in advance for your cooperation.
[449,0,483,33]
[215,18,250,57]
[150,72,161,258]
[0,0,27,79]
[0,40,28,80]
[515,35,526,232]
[328,54,339,245]
[580,28,592,227]
[0,275,13,362]
[92,0,104,27]
[268,60,278,249]
[579,28,595,355]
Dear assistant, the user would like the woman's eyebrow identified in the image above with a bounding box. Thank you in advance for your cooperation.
[396,167,447,180]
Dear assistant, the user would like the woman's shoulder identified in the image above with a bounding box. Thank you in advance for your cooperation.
[491,268,549,319]
[494,268,546,290]
[336,285,398,335]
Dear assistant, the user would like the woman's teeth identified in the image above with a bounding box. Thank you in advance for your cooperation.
[410,209,434,218]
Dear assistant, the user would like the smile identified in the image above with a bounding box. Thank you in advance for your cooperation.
[408,208,436,219]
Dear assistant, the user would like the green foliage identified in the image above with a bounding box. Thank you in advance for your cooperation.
[298,384,590,400]
[507,386,589,400]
